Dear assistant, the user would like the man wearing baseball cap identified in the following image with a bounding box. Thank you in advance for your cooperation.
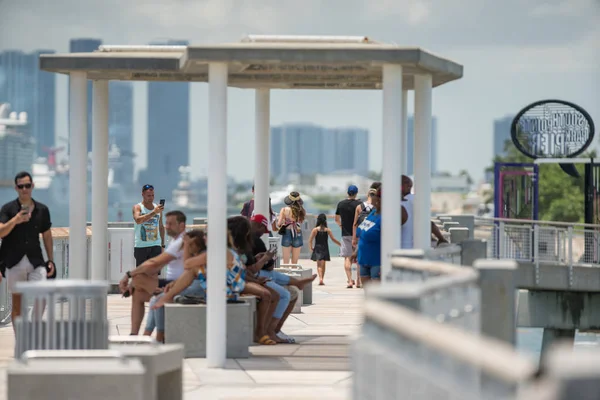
[335,185,362,288]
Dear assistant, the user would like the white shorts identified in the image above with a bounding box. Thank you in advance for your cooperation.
[5,256,47,292]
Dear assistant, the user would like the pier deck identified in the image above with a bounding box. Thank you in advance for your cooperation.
[0,257,363,400]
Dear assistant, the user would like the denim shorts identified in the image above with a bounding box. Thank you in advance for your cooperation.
[360,265,381,279]
[281,229,303,248]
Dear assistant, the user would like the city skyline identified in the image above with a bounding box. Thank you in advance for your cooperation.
[0,0,597,183]
[271,123,370,184]
[0,49,55,157]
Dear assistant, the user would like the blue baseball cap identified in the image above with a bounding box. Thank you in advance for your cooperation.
[347,185,359,195]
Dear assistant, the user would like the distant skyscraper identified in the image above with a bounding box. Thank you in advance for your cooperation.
[494,116,514,158]
[109,82,134,184]
[138,40,190,196]
[69,38,102,151]
[270,124,369,183]
[406,116,438,175]
[0,50,56,156]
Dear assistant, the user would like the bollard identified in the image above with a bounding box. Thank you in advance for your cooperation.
[460,240,487,266]
[443,221,460,232]
[13,280,109,359]
[449,227,470,244]
[474,259,517,346]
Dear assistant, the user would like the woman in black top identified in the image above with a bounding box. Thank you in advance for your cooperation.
[308,214,341,286]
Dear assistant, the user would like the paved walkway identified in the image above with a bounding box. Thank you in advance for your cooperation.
[0,257,363,400]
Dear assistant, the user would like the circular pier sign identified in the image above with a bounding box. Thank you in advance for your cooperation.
[511,100,595,159]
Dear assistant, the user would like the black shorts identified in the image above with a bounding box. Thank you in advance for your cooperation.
[134,246,162,267]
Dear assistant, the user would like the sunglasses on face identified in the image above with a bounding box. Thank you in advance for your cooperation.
[17,184,32,189]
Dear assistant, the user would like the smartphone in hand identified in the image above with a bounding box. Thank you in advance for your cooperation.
[159,199,166,207]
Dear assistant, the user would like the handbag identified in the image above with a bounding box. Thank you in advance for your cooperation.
[277,223,288,235]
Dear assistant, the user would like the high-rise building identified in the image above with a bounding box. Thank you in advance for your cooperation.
[0,50,56,156]
[270,123,369,183]
[138,40,190,196]
[406,116,438,175]
[69,38,102,151]
[494,116,514,158]
[69,38,135,184]
[109,82,134,184]
[0,104,34,186]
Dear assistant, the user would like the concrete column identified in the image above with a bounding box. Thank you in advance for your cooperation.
[207,62,228,368]
[381,64,403,282]
[449,227,469,244]
[401,90,408,176]
[413,74,433,249]
[91,80,109,281]
[68,72,88,280]
[474,259,517,345]
[254,89,270,218]
[460,239,487,266]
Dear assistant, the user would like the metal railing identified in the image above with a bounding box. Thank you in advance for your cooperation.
[380,257,480,333]
[474,217,600,266]
[353,297,536,400]
[354,254,600,399]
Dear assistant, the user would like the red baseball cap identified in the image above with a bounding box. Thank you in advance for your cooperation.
[250,214,269,233]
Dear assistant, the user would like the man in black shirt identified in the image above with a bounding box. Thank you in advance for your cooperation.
[335,185,362,288]
[0,171,55,332]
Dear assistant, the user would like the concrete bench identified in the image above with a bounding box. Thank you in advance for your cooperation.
[239,295,258,343]
[8,350,146,400]
[109,337,184,400]
[165,302,251,358]
[277,264,313,305]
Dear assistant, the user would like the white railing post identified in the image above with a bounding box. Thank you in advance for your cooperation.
[498,222,506,259]
[533,224,540,285]
[567,226,573,288]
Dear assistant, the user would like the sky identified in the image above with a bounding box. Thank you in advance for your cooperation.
[0,0,598,183]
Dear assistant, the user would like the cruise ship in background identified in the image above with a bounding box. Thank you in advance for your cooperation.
[0,102,141,225]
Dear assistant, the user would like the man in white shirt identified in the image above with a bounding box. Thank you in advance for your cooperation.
[119,210,188,340]
[401,175,447,248]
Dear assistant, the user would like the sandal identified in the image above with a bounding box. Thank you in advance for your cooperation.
[276,332,296,344]
[258,335,277,345]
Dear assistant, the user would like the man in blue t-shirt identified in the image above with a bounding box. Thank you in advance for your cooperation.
[353,187,407,283]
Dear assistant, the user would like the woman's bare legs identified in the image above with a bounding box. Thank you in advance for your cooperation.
[242,282,278,343]
[291,247,301,264]
[317,261,326,285]
[282,246,291,264]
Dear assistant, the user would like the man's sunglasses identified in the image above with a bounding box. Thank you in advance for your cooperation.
[17,184,32,189]
[143,184,154,190]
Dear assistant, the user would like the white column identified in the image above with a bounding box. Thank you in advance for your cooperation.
[254,89,270,217]
[413,74,433,249]
[401,90,409,176]
[68,72,88,280]
[91,80,109,281]
[206,62,228,368]
[381,64,403,281]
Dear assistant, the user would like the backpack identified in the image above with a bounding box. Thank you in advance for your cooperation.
[356,202,373,227]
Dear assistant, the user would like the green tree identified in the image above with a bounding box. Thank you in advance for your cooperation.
[488,140,596,223]
[459,169,473,185]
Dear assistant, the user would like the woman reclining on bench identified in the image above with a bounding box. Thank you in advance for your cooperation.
[150,229,246,342]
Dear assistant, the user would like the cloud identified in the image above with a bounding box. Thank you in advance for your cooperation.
[2,0,599,52]
[530,0,597,16]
